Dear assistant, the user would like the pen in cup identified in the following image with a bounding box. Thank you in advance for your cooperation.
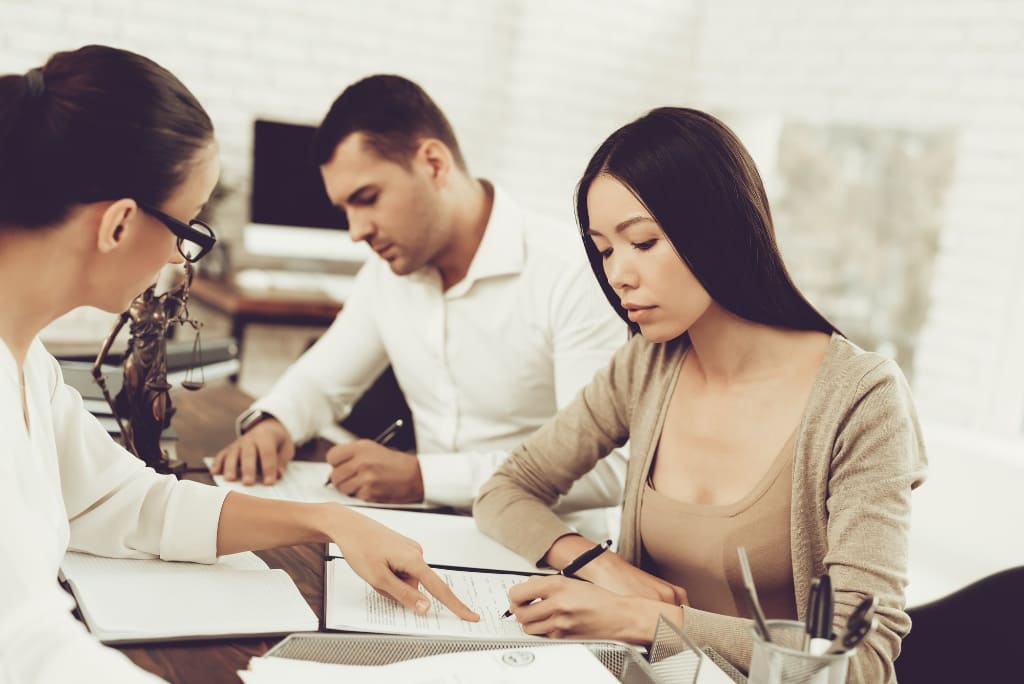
[737,546,772,643]
[807,573,834,654]
[324,418,405,486]
[803,577,822,652]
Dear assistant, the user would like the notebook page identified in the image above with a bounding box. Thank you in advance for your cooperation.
[61,551,317,643]
[203,458,435,510]
[326,508,549,575]
[326,561,531,639]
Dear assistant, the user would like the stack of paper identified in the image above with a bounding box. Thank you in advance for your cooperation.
[326,562,531,639]
[322,507,554,639]
[204,458,436,510]
[60,551,317,644]
[239,644,620,683]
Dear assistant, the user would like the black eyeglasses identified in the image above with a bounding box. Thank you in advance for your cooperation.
[138,202,217,263]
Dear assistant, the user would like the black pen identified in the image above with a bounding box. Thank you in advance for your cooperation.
[500,540,611,618]
[808,574,834,654]
[804,577,822,652]
[324,418,405,486]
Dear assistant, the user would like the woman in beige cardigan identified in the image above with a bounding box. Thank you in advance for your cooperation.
[474,108,926,683]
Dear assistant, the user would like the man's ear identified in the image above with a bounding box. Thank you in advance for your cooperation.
[96,199,139,254]
[418,139,452,188]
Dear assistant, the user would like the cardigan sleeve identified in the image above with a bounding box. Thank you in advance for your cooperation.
[678,358,927,684]
[822,358,927,683]
[473,335,641,564]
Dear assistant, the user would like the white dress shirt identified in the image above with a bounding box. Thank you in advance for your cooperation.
[0,338,228,684]
[249,185,628,521]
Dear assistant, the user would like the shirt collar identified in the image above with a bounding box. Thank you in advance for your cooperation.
[445,183,525,298]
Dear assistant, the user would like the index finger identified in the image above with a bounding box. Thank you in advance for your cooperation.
[508,574,561,606]
[414,566,481,622]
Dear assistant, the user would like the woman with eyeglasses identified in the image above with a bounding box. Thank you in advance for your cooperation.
[474,108,927,682]
[0,45,477,683]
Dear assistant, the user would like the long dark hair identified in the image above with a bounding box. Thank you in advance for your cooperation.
[576,107,837,337]
[0,45,214,230]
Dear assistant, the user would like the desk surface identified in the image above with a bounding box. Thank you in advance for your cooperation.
[189,275,342,324]
[115,382,329,683]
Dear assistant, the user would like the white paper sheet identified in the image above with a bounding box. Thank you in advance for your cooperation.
[326,561,534,639]
[203,457,436,510]
[60,551,317,643]
[326,507,549,575]
[239,644,619,684]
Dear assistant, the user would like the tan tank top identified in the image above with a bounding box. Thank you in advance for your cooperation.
[639,432,798,620]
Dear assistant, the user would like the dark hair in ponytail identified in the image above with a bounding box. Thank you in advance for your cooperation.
[0,44,214,229]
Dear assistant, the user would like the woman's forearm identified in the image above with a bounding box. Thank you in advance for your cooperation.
[215,491,350,555]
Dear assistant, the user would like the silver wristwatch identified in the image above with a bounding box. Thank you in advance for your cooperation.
[237,408,273,435]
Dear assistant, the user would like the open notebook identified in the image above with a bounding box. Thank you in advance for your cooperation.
[60,551,317,644]
[324,508,553,639]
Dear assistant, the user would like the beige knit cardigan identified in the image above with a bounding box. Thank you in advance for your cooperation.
[475,333,927,683]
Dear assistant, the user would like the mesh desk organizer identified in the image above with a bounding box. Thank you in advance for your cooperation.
[262,617,747,683]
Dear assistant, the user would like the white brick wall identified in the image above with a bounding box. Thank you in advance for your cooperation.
[3,0,1023,440]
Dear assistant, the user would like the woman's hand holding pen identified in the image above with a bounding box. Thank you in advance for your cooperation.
[330,505,480,622]
[506,575,682,644]
[325,440,424,503]
[545,535,689,605]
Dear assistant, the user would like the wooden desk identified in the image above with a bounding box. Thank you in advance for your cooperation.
[188,275,342,350]
[115,382,331,683]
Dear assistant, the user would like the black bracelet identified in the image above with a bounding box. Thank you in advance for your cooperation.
[560,539,612,578]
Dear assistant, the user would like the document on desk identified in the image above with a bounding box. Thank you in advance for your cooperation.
[326,507,549,575]
[60,551,317,644]
[203,457,437,510]
[239,644,620,683]
[326,561,532,639]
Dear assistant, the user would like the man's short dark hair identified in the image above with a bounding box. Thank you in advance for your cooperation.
[313,74,466,171]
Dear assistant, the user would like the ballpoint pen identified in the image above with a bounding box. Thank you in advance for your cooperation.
[808,573,834,654]
[324,418,405,486]
[736,546,772,643]
[500,540,611,618]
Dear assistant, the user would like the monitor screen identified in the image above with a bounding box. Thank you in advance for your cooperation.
[250,119,347,230]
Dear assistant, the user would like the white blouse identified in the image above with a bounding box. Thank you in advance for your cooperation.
[0,338,228,683]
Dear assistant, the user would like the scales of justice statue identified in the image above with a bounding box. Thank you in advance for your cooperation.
[90,262,206,476]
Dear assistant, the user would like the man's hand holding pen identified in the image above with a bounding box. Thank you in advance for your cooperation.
[324,420,423,503]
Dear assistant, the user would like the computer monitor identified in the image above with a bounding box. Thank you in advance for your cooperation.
[243,119,370,263]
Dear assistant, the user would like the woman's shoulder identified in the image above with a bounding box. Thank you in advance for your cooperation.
[809,334,919,439]
[820,333,909,395]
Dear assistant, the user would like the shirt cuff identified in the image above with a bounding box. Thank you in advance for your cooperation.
[243,397,309,444]
[158,480,230,563]
[418,452,476,510]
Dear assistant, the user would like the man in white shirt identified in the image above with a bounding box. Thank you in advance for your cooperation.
[212,75,626,528]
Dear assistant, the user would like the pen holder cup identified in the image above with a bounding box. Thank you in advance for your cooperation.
[748,620,851,684]
[646,615,706,684]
